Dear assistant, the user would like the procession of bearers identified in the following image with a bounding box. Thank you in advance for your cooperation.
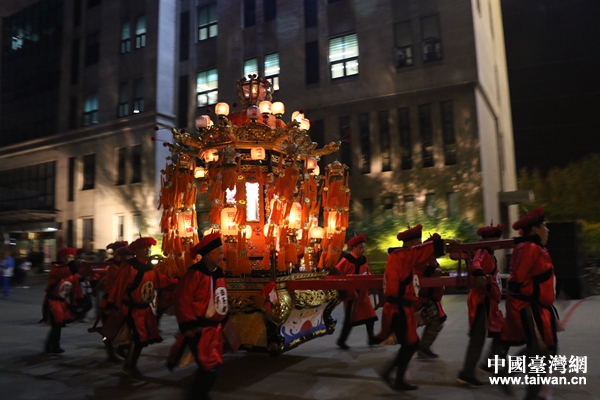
[40,206,559,399]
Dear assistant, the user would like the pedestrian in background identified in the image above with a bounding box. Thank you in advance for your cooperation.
[2,245,16,297]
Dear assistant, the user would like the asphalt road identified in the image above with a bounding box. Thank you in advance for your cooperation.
[0,274,598,399]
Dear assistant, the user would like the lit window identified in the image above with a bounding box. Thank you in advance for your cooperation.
[329,33,359,79]
[83,92,99,126]
[394,21,413,67]
[264,53,279,90]
[121,22,130,54]
[244,58,258,78]
[133,79,144,114]
[198,4,217,41]
[421,15,442,62]
[135,16,146,49]
[118,83,129,117]
[197,69,218,107]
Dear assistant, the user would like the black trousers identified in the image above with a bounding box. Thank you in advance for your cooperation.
[337,299,375,344]
[460,304,487,377]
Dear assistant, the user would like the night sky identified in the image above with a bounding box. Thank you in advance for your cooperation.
[501,0,600,173]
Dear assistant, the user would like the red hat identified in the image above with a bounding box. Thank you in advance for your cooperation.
[116,246,135,257]
[106,241,129,251]
[512,207,545,232]
[477,224,504,239]
[128,237,157,251]
[424,232,441,242]
[397,224,423,242]
[57,247,77,260]
[347,234,367,248]
[191,233,223,258]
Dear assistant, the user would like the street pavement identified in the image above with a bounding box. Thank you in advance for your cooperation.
[0,274,598,400]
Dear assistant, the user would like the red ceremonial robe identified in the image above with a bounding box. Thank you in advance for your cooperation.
[467,248,505,334]
[334,252,377,325]
[501,236,557,348]
[108,257,177,344]
[99,258,121,310]
[42,262,83,325]
[414,259,446,321]
[169,261,228,370]
[376,239,444,345]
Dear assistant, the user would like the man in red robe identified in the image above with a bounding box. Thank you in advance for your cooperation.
[167,233,227,400]
[501,207,558,399]
[375,225,451,391]
[457,224,505,387]
[108,237,178,378]
[41,247,83,353]
[334,233,378,349]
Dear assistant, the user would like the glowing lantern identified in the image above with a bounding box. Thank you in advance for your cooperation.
[263,223,279,237]
[220,207,239,236]
[194,166,206,179]
[325,211,339,237]
[299,118,310,131]
[311,165,320,176]
[291,111,304,122]
[215,102,230,117]
[195,115,210,128]
[287,202,302,230]
[247,105,260,120]
[259,100,272,115]
[250,147,266,160]
[272,102,285,117]
[309,226,324,240]
[177,210,195,237]
[241,225,253,239]
[203,148,219,163]
[306,157,317,170]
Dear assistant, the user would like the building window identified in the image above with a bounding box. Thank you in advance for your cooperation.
[82,217,94,250]
[339,116,352,171]
[382,195,394,215]
[116,147,126,185]
[71,39,80,84]
[68,157,75,201]
[264,53,280,91]
[264,0,276,22]
[421,15,442,62]
[196,69,218,107]
[244,0,256,28]
[304,0,318,27]
[394,21,413,67]
[378,110,391,172]
[84,32,100,66]
[135,16,146,49]
[305,41,319,84]
[133,79,144,114]
[419,104,433,168]
[120,22,131,54]
[198,4,217,41]
[404,195,415,221]
[244,58,258,77]
[118,83,129,117]
[132,213,142,239]
[310,119,325,148]
[447,192,459,219]
[83,92,99,126]
[358,113,370,174]
[398,107,412,170]
[131,145,142,183]
[441,100,457,165]
[67,219,74,248]
[425,193,436,216]
[117,215,125,240]
[82,154,95,190]
[329,33,358,79]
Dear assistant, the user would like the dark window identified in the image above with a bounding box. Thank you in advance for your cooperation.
[198,4,217,41]
[180,11,190,62]
[419,104,433,168]
[398,107,412,170]
[304,0,318,27]
[118,83,129,117]
[441,100,457,165]
[68,96,78,130]
[117,215,125,240]
[70,39,80,84]
[404,195,415,220]
[244,0,256,28]
[447,192,459,219]
[135,16,146,49]
[82,218,94,250]
[305,41,319,84]
[178,75,189,128]
[358,113,370,174]
[0,162,56,213]
[84,32,100,66]
[133,79,144,114]
[131,145,142,183]
[73,0,82,27]
[196,69,218,107]
[339,116,352,171]
[117,148,126,185]
[421,15,442,62]
[264,53,280,91]
[68,157,75,201]
[264,0,276,22]
[310,119,325,148]
[394,21,413,67]
[121,22,131,54]
[329,33,359,79]
[87,0,101,8]
[67,219,74,248]
[382,195,394,214]
[363,198,373,218]
[83,92,99,126]
[425,193,436,216]
[378,110,391,172]
[82,154,95,190]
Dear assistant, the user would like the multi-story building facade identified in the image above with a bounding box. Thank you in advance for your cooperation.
[0,0,519,266]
